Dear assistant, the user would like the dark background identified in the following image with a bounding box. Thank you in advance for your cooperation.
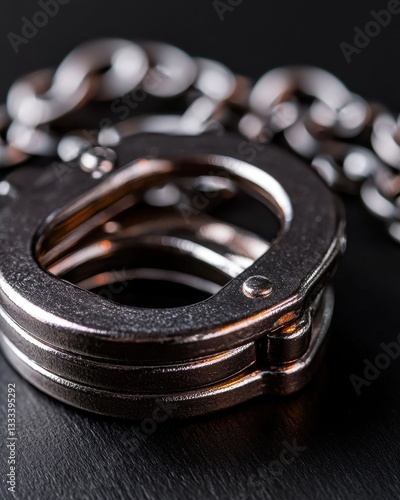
[0,1,399,499]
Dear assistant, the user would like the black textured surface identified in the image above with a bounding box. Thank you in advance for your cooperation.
[1,1,400,499]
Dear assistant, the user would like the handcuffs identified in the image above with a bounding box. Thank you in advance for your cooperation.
[0,39,397,418]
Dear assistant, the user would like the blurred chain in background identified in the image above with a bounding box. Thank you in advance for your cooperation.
[0,38,399,241]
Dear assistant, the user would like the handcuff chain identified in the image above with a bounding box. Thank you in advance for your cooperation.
[0,39,399,241]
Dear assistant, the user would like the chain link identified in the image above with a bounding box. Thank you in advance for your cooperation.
[0,38,399,241]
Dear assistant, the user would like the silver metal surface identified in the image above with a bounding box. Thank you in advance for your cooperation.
[0,133,344,417]
[0,38,396,241]
[0,275,335,419]
[79,146,117,175]
[7,40,148,127]
[0,106,29,166]
[56,38,149,101]
[141,42,197,97]
[0,38,379,418]
[6,68,93,128]
[242,276,273,299]
[372,111,400,169]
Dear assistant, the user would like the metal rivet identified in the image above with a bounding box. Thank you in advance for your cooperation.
[242,275,273,298]
[80,146,117,177]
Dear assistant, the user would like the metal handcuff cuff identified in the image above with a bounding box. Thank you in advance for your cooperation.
[0,39,396,419]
